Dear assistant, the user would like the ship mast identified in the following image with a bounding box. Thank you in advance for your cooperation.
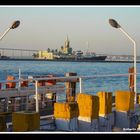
[65,35,70,48]
[86,41,89,54]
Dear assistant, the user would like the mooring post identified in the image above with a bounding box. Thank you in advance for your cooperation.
[128,67,134,92]
[65,72,77,102]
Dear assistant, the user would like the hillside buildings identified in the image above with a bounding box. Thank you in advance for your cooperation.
[37,36,73,60]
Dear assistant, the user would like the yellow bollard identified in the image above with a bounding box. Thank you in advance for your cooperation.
[54,102,79,119]
[115,90,134,112]
[98,91,112,115]
[12,111,40,132]
[77,93,99,119]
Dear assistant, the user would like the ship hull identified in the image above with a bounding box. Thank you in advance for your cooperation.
[54,56,107,62]
[0,56,107,62]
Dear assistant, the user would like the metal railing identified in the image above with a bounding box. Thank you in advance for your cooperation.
[0,72,140,112]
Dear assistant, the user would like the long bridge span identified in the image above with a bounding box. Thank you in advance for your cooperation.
[0,47,140,61]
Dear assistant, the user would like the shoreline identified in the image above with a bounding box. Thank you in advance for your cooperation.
[0,58,140,63]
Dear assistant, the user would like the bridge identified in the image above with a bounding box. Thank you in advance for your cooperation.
[0,47,140,61]
[0,47,38,59]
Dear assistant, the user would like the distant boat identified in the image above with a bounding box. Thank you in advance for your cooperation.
[54,50,107,62]
[79,51,107,61]
[0,55,10,60]
[0,53,106,62]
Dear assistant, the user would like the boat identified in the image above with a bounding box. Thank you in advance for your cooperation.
[0,55,10,60]
[76,50,107,61]
[31,37,107,62]
[53,50,107,62]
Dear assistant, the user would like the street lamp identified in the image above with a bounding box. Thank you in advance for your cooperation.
[0,20,20,92]
[109,18,137,104]
[0,20,20,40]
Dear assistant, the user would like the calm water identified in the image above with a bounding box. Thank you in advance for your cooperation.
[0,60,140,94]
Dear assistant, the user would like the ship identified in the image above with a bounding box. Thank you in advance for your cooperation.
[75,50,107,61]
[35,37,107,62]
[0,55,10,60]
[54,50,107,62]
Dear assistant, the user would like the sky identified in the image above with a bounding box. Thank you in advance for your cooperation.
[0,6,140,56]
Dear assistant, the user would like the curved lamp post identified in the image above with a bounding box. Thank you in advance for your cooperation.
[109,18,137,104]
[0,20,21,100]
[0,20,20,40]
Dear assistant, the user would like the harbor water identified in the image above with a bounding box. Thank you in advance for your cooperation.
[0,60,140,95]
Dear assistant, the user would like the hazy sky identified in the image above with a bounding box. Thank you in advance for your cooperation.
[0,6,140,55]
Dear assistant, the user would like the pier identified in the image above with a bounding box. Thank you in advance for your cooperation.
[0,72,140,132]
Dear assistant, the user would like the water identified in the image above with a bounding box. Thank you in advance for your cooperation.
[0,60,140,94]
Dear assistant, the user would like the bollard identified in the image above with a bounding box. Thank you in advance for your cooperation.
[77,93,99,132]
[12,111,40,132]
[54,102,79,131]
[98,91,112,115]
[98,92,114,132]
[114,90,138,129]
[65,72,77,102]
[128,67,134,92]
[115,90,134,112]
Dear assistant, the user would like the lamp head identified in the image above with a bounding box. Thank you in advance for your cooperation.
[10,20,20,29]
[109,19,121,28]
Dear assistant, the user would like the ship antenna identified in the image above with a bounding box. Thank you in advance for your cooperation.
[86,41,89,53]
